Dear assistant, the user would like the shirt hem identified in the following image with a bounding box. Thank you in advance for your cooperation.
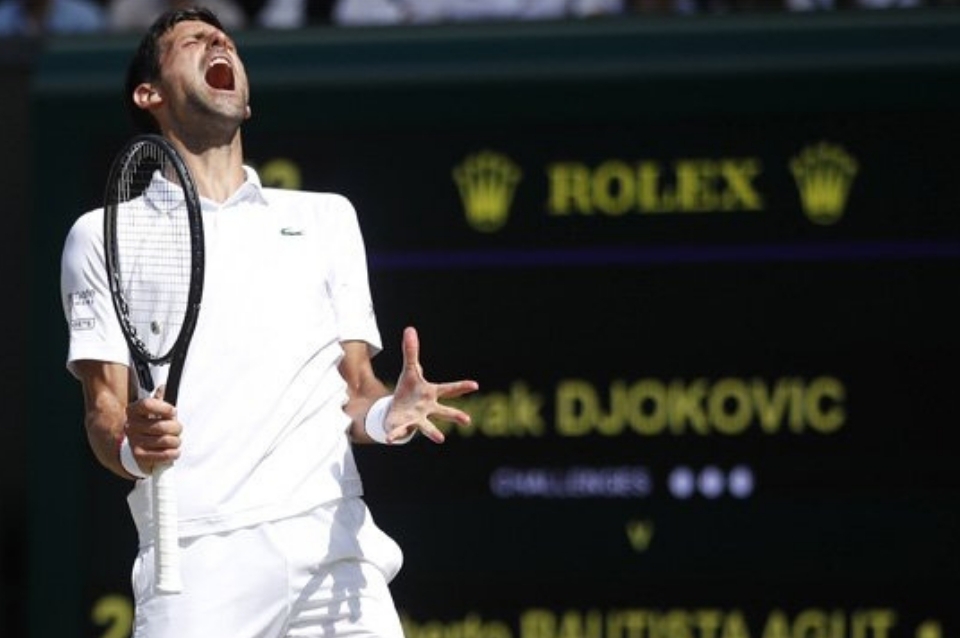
[131,479,365,548]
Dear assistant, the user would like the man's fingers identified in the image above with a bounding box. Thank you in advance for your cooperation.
[421,426,445,444]
[129,395,176,419]
[393,327,477,443]
[126,393,182,440]
[435,404,472,426]
[436,379,480,399]
[414,421,446,445]
[131,446,181,468]
[130,417,182,436]
[133,435,181,453]
[401,326,421,372]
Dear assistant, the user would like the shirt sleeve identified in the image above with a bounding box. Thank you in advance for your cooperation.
[60,209,131,377]
[324,194,383,356]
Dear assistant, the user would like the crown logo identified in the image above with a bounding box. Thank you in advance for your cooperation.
[790,142,859,225]
[453,150,522,233]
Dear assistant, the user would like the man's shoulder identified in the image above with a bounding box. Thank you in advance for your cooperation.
[66,207,105,240]
[260,189,357,223]
[262,188,353,209]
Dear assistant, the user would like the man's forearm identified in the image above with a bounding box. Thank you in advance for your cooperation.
[85,400,132,479]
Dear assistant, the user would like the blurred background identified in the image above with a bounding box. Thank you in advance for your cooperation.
[4,1,960,637]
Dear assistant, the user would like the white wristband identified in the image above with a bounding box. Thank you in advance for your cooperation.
[364,396,415,445]
[119,436,149,479]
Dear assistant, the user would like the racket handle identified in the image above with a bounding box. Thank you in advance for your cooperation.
[153,462,183,594]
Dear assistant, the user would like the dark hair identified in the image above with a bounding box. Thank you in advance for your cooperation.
[124,7,226,134]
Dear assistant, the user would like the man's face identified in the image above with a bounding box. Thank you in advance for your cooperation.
[153,19,251,132]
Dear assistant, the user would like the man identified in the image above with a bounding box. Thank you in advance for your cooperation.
[60,7,478,637]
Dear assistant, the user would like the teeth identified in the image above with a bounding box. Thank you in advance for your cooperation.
[205,58,235,90]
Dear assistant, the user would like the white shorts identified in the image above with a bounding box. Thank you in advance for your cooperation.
[131,497,405,638]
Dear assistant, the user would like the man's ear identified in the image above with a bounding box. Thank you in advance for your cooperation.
[133,83,162,110]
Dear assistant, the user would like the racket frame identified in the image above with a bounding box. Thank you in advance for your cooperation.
[103,133,205,594]
[103,134,204,404]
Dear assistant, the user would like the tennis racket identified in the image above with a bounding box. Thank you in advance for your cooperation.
[103,134,204,594]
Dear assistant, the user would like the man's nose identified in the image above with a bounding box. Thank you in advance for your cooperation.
[209,31,227,49]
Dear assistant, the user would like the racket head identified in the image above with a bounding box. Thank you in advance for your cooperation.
[103,134,204,399]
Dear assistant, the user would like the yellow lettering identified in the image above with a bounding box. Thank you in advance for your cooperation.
[790,379,805,431]
[762,610,791,638]
[752,377,794,433]
[402,613,512,638]
[259,158,302,190]
[553,610,603,638]
[91,594,133,638]
[592,161,635,215]
[668,378,709,435]
[556,379,599,436]
[722,610,751,638]
[483,391,512,436]
[794,609,831,638]
[571,377,848,437]
[860,609,897,638]
[722,159,763,210]
[404,608,901,638]
[614,609,651,637]
[546,156,764,216]
[602,380,631,435]
[547,163,591,215]
[806,376,845,433]
[637,161,667,212]
[676,159,721,212]
[444,382,545,438]
[520,609,556,638]
[627,379,668,435]
[916,620,942,638]
[760,608,897,638]
[661,610,695,638]
[692,609,724,638]
[625,519,655,551]
[709,378,752,435]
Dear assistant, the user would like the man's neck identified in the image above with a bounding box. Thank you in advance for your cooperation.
[166,133,246,204]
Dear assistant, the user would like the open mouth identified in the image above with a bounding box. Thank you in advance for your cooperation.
[205,58,235,91]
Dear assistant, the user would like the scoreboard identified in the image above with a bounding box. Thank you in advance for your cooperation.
[29,12,960,638]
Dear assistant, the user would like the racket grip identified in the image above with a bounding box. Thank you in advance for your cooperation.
[153,462,183,594]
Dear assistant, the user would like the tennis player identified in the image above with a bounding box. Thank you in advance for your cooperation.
[60,7,478,637]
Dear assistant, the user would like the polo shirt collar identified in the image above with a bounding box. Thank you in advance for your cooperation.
[143,165,268,212]
[233,165,269,206]
[203,166,269,210]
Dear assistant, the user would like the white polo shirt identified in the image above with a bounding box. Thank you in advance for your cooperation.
[61,167,382,544]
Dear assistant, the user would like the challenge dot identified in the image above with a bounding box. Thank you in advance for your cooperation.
[698,466,724,499]
[728,465,755,499]
[668,466,696,500]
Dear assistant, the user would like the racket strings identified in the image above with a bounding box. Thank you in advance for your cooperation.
[113,143,194,361]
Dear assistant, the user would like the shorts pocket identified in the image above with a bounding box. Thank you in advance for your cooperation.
[353,502,404,582]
